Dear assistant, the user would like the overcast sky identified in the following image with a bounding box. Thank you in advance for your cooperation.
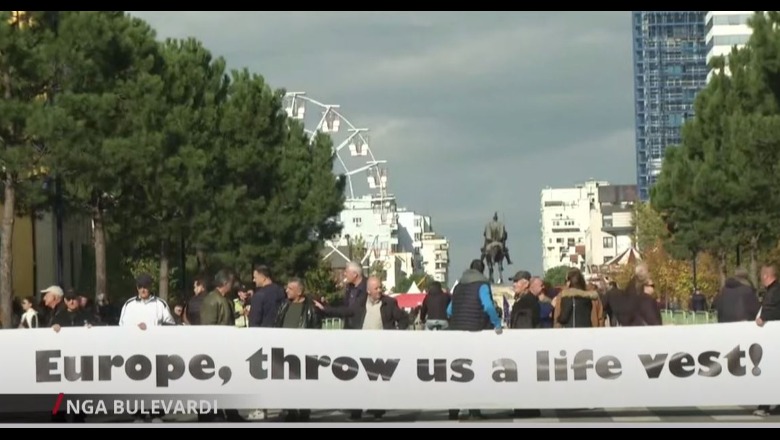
[129,11,637,279]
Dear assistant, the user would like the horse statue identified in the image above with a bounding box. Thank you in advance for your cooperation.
[481,212,512,284]
[482,242,506,284]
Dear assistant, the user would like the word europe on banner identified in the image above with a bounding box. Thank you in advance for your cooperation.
[3,323,778,410]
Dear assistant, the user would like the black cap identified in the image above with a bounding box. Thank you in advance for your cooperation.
[135,273,154,289]
[510,270,532,282]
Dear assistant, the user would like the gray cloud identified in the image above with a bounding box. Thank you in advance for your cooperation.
[129,11,637,279]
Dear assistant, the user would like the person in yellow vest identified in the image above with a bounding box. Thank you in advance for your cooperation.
[234,284,252,328]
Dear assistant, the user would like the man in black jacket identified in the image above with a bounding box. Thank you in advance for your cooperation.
[713,268,759,323]
[276,278,321,422]
[420,281,450,330]
[755,265,780,416]
[509,271,540,329]
[315,276,407,420]
[249,265,286,327]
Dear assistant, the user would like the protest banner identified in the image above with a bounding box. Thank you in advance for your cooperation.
[1,322,777,414]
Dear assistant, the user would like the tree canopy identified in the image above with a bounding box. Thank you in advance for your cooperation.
[0,11,346,326]
[651,11,780,286]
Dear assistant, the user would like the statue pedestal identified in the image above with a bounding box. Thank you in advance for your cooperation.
[491,284,513,306]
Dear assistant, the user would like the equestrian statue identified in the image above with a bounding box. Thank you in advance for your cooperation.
[481,212,512,284]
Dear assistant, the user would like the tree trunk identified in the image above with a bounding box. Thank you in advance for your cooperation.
[159,239,169,300]
[718,251,727,287]
[0,181,16,329]
[196,247,207,273]
[93,207,107,299]
[750,239,759,288]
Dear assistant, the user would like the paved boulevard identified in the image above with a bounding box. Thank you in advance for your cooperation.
[1,407,777,424]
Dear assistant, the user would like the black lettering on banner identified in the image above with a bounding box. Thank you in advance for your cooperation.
[36,350,61,382]
[638,344,763,379]
[332,357,359,381]
[416,359,473,382]
[35,351,231,386]
[697,351,721,377]
[189,355,216,380]
[64,355,94,381]
[360,358,400,381]
[272,348,301,380]
[417,359,448,382]
[125,355,152,381]
[98,355,123,381]
[536,350,622,382]
[247,348,400,382]
[304,355,331,380]
[156,355,185,387]
[450,359,474,383]
[492,358,518,382]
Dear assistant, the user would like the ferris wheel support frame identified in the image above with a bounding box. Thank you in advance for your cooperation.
[282,91,396,271]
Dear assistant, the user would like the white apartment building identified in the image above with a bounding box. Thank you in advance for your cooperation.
[420,231,450,286]
[705,11,754,81]
[583,185,638,273]
[328,197,450,291]
[540,180,608,273]
[540,180,638,274]
[328,195,401,289]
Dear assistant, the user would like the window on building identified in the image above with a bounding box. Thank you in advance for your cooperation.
[567,238,575,247]
[603,237,614,249]
[556,238,563,244]
[414,218,421,227]
[414,233,421,241]
[352,217,362,226]
[391,244,398,253]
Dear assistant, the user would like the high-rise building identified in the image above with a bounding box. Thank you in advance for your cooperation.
[705,11,754,81]
[632,11,709,201]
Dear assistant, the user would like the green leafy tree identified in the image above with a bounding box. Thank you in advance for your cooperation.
[193,71,345,279]
[304,259,341,305]
[633,202,668,252]
[0,11,58,327]
[37,11,162,299]
[654,12,780,284]
[123,38,228,299]
[543,265,569,287]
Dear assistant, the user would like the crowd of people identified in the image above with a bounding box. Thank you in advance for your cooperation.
[8,255,780,422]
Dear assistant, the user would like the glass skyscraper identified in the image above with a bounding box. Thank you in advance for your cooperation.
[631,11,709,201]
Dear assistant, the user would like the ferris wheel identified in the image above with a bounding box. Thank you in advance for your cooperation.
[282,91,397,267]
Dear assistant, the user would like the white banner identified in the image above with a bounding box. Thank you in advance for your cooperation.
[6,323,778,409]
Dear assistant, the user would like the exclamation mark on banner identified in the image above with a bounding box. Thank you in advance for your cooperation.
[749,344,763,376]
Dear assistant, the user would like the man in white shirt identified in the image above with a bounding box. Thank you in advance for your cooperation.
[118,273,175,423]
[119,273,176,330]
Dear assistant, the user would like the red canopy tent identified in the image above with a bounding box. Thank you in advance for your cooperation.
[391,293,427,309]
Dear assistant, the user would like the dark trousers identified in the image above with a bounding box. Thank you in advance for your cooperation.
[283,409,311,422]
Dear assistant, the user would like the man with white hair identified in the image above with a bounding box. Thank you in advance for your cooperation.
[41,285,66,327]
[342,261,367,329]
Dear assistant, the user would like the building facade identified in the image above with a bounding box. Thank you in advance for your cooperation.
[583,185,639,272]
[632,11,709,200]
[540,181,639,275]
[420,232,449,285]
[540,180,608,273]
[705,11,754,80]
[325,196,450,291]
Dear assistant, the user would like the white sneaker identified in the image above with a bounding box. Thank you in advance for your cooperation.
[246,409,267,421]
